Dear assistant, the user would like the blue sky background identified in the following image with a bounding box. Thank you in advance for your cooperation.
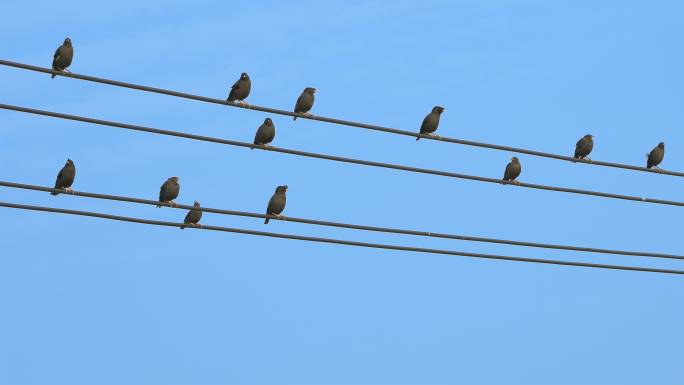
[1,1,683,384]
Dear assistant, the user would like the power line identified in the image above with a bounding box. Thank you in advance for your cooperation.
[3,180,680,261]
[3,103,683,208]
[1,200,682,276]
[1,58,680,178]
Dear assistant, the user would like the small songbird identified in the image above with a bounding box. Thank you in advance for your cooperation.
[252,118,276,149]
[264,185,288,224]
[293,87,317,120]
[180,201,203,229]
[226,72,251,108]
[502,157,522,185]
[573,134,595,163]
[51,38,74,79]
[646,142,665,172]
[157,177,181,208]
[416,106,446,141]
[51,158,76,195]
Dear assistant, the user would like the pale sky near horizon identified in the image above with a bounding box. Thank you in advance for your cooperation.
[1,1,683,384]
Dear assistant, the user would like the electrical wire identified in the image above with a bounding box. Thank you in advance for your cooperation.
[1,201,682,275]
[1,59,680,178]
[2,103,683,208]
[3,180,680,260]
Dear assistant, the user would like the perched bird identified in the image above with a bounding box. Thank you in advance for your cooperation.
[157,177,181,208]
[180,201,203,229]
[646,142,665,172]
[293,87,317,120]
[252,118,276,149]
[51,158,76,195]
[502,157,522,185]
[264,185,288,224]
[51,38,74,79]
[226,72,251,108]
[416,106,446,141]
[573,134,595,163]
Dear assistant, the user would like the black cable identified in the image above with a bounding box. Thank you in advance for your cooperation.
[3,180,680,261]
[1,201,682,275]
[2,103,683,208]
[1,59,680,178]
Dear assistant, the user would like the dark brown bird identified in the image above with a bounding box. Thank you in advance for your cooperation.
[293,87,317,120]
[646,142,665,172]
[573,134,595,163]
[226,72,251,108]
[51,38,74,79]
[252,118,275,149]
[157,177,181,208]
[502,157,522,185]
[180,201,203,229]
[416,106,446,141]
[51,158,76,195]
[264,185,288,224]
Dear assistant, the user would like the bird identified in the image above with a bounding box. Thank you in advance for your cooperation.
[252,118,276,149]
[264,185,288,224]
[157,177,181,208]
[573,134,595,163]
[502,157,522,185]
[51,38,74,79]
[51,158,76,195]
[180,201,203,229]
[416,106,446,141]
[646,142,665,172]
[293,87,317,120]
[226,72,251,108]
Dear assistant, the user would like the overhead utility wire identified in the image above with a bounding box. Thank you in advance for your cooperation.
[2,103,683,209]
[2,201,682,276]
[1,59,681,178]
[4,181,680,261]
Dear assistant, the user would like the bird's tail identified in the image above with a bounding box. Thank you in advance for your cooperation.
[51,74,56,79]
[415,137,420,141]
[180,226,185,230]
[293,116,297,121]
[264,218,270,224]
[50,191,59,196]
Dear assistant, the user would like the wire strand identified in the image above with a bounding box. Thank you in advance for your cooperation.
[1,200,682,275]
[3,180,680,260]
[1,59,680,178]
[2,103,683,208]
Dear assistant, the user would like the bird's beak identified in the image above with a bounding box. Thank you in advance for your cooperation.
[442,108,446,112]
[314,89,318,92]
[177,178,181,180]
[286,187,290,190]
[592,135,596,138]
[509,157,514,160]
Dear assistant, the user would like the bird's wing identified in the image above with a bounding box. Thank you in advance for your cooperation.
[231,79,241,90]
[56,169,64,180]
[53,46,61,60]
[159,183,167,200]
[575,138,584,148]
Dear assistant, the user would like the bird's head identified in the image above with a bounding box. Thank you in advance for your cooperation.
[510,156,520,163]
[193,201,200,207]
[241,72,249,80]
[66,158,74,166]
[585,134,595,140]
[275,185,289,194]
[169,177,181,182]
[264,117,273,125]
[658,142,665,149]
[64,38,72,46]
[304,87,318,94]
[432,106,446,114]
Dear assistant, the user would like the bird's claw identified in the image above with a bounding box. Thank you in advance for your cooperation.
[66,69,73,78]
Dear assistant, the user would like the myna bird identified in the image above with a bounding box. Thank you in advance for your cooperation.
[51,38,74,79]
[646,142,665,173]
[227,72,251,108]
[293,87,317,120]
[51,158,76,195]
[265,185,288,224]
[573,134,595,163]
[157,177,181,208]
[181,201,203,229]
[252,118,275,149]
[416,106,445,141]
[502,157,522,185]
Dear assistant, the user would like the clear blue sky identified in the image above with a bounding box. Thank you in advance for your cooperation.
[1,1,683,384]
